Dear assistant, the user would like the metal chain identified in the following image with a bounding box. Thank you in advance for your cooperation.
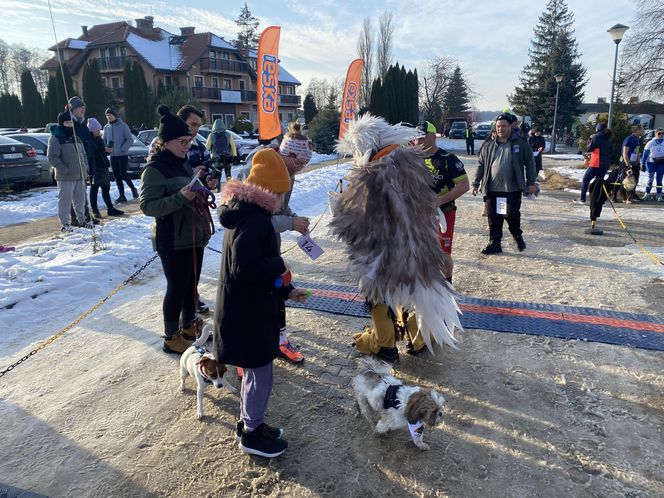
[0,254,159,379]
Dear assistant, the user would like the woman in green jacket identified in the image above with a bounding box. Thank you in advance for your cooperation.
[139,106,214,354]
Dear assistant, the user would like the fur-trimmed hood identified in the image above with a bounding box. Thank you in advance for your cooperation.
[220,180,283,227]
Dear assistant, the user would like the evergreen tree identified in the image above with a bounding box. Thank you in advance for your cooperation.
[234,2,260,55]
[156,79,166,101]
[303,93,318,124]
[82,59,107,122]
[54,64,74,111]
[308,90,340,154]
[20,69,44,127]
[509,0,586,133]
[0,93,22,127]
[368,63,418,124]
[131,61,152,127]
[43,75,59,122]
[442,66,470,117]
[158,85,194,126]
[122,60,135,125]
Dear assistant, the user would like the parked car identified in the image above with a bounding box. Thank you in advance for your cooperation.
[474,122,493,140]
[6,132,55,186]
[448,121,468,139]
[126,136,150,178]
[138,128,258,160]
[0,135,40,189]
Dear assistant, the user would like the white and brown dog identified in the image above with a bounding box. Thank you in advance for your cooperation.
[352,358,446,450]
[180,324,237,420]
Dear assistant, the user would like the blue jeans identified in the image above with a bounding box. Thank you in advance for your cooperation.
[240,362,273,431]
[580,166,608,201]
[645,162,664,195]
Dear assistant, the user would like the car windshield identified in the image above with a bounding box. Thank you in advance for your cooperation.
[451,123,465,128]
[477,125,491,130]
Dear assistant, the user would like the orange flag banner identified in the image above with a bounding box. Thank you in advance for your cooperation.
[257,26,281,141]
[339,58,364,139]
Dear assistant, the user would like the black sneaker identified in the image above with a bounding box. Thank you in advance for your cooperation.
[236,421,284,441]
[92,209,102,218]
[239,428,288,458]
[131,189,139,199]
[481,243,502,255]
[375,346,399,363]
[115,196,128,204]
[514,236,526,252]
[197,300,210,314]
[107,208,124,216]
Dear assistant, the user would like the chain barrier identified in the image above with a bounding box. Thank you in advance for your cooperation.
[601,184,664,267]
[0,254,159,379]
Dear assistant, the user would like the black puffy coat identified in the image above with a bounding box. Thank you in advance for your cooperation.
[213,181,293,368]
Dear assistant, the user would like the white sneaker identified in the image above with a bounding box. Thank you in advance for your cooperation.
[657,195,663,202]
[61,224,74,233]
[573,198,586,205]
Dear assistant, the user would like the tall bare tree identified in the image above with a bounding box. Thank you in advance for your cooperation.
[624,0,664,98]
[306,77,344,110]
[0,40,10,94]
[10,44,32,95]
[419,55,456,126]
[356,17,374,109]
[376,11,394,80]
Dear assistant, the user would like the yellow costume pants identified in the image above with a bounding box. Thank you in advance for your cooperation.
[353,304,426,354]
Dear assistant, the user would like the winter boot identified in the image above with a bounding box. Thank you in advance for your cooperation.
[481,242,502,255]
[181,317,204,341]
[514,235,526,252]
[162,332,192,354]
[107,208,124,216]
[92,208,102,218]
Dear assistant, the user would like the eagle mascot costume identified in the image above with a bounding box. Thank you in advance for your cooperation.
[330,113,462,361]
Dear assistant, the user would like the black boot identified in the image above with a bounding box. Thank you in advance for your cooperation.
[514,235,526,252]
[481,242,502,255]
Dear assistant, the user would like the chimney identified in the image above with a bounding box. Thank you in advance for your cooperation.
[81,25,88,37]
[136,16,154,35]
[180,27,195,36]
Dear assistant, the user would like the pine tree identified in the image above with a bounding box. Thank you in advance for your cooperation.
[82,59,107,122]
[54,64,74,111]
[308,90,340,154]
[369,77,384,118]
[43,75,59,123]
[234,2,260,55]
[303,93,318,124]
[131,61,152,127]
[509,0,586,133]
[442,66,470,117]
[0,93,22,127]
[368,63,419,124]
[20,70,44,127]
[122,60,135,124]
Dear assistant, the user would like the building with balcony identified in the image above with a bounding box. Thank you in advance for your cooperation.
[41,17,302,129]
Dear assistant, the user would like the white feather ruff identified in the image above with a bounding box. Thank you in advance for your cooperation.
[330,113,462,353]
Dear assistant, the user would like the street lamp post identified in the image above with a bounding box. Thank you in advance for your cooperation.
[551,74,563,154]
[607,23,629,129]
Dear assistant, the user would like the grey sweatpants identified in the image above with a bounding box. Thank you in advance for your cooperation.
[240,362,273,431]
[57,180,87,226]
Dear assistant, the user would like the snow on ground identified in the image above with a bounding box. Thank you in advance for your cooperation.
[1,161,351,359]
[0,152,342,229]
[542,153,584,160]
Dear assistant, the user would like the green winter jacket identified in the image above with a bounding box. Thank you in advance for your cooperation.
[473,132,537,193]
[139,149,212,252]
[47,124,88,181]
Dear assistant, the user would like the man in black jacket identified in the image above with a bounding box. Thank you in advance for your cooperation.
[576,123,612,204]
[528,127,546,173]
[472,113,537,255]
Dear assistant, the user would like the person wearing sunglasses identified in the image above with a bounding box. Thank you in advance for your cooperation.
[139,105,215,354]
[641,127,664,201]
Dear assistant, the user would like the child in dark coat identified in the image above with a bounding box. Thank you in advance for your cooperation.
[213,148,308,458]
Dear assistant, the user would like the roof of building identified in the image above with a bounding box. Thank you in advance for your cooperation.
[246,49,301,85]
[580,101,664,114]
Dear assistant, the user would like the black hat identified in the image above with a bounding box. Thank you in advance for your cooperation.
[495,113,517,124]
[157,105,190,142]
[105,107,117,117]
[57,111,73,137]
[68,96,85,113]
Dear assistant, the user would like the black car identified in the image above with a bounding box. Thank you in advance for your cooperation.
[126,136,150,178]
[0,136,40,189]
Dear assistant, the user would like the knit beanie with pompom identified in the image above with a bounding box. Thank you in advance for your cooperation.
[247,148,291,193]
[157,105,190,142]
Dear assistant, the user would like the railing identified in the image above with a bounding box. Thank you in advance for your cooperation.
[98,56,137,71]
[279,94,301,106]
[191,87,219,100]
[241,90,257,102]
[199,58,248,74]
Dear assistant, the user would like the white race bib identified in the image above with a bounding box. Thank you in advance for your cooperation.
[297,232,324,260]
[496,197,507,215]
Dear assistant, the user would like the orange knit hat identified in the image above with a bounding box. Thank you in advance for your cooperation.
[247,148,291,193]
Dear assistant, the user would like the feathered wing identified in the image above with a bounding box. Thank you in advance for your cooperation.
[329,145,462,352]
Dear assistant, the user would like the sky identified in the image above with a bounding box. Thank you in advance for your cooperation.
[0,0,644,110]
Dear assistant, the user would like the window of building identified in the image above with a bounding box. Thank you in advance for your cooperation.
[212,113,222,122]
[278,85,283,95]
[108,47,117,57]
[287,113,293,123]
[222,52,230,60]
[238,80,245,91]
[286,86,294,95]
[240,111,250,119]
[120,46,126,56]
[165,75,172,87]
[209,50,216,59]
[194,75,204,87]
[225,114,235,127]
[211,77,219,89]
[100,48,107,58]
[102,77,107,87]
[111,77,120,89]
[223,79,232,90]
[249,60,256,70]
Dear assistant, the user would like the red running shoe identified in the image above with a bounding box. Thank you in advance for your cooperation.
[278,341,304,363]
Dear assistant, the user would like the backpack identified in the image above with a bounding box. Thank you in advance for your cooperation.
[212,131,233,161]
